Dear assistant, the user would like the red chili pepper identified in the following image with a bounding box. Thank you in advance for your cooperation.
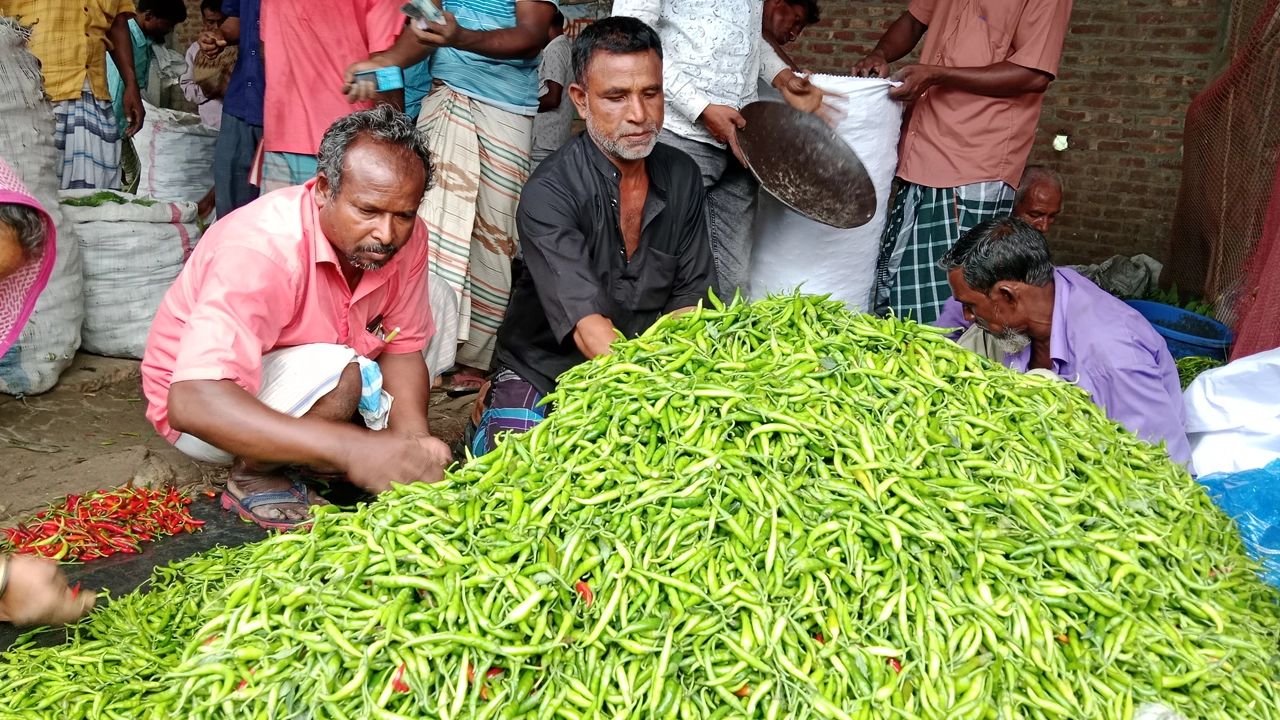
[575,580,594,608]
[392,663,411,692]
[888,658,903,673]
[815,633,824,644]
[70,583,81,600]
[734,686,750,697]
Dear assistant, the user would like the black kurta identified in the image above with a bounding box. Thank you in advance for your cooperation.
[495,132,718,395]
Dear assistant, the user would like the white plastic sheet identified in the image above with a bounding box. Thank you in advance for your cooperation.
[748,76,902,311]
[1184,347,1280,476]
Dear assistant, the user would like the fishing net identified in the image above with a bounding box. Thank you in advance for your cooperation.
[1166,0,1280,354]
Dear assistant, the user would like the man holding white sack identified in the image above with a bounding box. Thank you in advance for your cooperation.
[856,0,1072,325]
[142,108,454,530]
[612,0,826,297]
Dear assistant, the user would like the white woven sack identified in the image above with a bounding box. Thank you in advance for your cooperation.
[61,190,200,359]
[748,76,903,312]
[132,100,217,203]
[0,18,84,395]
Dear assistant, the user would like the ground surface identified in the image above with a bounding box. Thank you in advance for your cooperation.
[0,353,474,522]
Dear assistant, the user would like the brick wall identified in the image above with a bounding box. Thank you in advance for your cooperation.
[787,0,1227,266]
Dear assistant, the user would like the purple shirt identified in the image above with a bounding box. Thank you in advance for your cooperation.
[936,268,1191,465]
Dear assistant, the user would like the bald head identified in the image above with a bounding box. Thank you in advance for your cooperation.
[1013,166,1063,235]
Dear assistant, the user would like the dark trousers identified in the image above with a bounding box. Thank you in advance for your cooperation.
[213,111,264,218]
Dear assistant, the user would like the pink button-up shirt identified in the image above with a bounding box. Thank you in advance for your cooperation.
[897,0,1073,189]
[142,181,435,442]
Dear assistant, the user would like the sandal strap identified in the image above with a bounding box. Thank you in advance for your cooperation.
[235,480,310,511]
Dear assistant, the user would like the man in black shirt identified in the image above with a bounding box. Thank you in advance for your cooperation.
[469,16,718,456]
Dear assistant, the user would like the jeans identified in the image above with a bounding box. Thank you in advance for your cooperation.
[213,111,264,218]
[658,130,759,299]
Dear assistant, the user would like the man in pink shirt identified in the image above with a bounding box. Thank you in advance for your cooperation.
[855,0,1073,325]
[142,107,452,529]
[257,0,408,194]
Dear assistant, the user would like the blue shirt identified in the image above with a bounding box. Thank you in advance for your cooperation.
[222,0,264,126]
[429,0,556,116]
[404,59,433,120]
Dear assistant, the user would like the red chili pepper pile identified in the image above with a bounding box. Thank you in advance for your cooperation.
[0,487,205,562]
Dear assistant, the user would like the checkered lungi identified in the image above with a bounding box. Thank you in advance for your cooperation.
[416,83,530,371]
[470,368,548,457]
[872,180,1015,324]
[52,79,121,190]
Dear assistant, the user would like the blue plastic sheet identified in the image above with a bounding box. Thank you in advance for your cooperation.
[1198,458,1280,588]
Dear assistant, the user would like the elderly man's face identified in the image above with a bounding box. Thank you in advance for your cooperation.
[315,138,426,271]
[571,49,664,162]
[1013,182,1062,235]
[948,268,1034,354]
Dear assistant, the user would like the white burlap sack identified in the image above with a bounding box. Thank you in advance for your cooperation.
[748,76,902,311]
[0,18,84,395]
[61,190,200,359]
[132,100,217,203]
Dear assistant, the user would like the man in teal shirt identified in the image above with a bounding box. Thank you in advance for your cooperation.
[105,0,187,190]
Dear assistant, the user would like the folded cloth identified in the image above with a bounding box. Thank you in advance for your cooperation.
[173,343,394,464]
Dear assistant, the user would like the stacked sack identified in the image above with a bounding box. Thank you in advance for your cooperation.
[60,191,200,359]
[0,18,84,395]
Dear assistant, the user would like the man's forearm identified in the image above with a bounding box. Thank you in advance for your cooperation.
[869,11,926,63]
[106,15,140,90]
[221,17,242,44]
[372,27,435,69]
[168,379,365,468]
[453,26,545,59]
[931,62,1051,96]
[379,352,431,437]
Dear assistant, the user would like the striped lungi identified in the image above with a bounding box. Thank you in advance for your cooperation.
[416,83,530,370]
[872,180,1015,324]
[52,79,121,190]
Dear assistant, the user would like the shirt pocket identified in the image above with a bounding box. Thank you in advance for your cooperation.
[351,328,390,360]
[944,9,1011,67]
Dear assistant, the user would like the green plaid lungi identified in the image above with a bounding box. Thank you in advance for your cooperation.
[871,180,1015,324]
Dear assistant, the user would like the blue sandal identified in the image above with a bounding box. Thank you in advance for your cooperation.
[220,480,313,531]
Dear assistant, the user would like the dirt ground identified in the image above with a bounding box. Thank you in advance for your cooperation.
[0,353,474,522]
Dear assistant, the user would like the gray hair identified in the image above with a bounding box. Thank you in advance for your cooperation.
[0,203,47,259]
[938,216,1054,293]
[316,105,433,198]
[1014,165,1063,207]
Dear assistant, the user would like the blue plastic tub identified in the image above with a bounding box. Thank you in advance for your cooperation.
[1125,299,1233,361]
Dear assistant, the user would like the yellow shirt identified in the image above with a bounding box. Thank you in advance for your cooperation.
[3,0,137,102]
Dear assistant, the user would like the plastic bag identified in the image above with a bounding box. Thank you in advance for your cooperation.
[1184,347,1280,475]
[1069,254,1163,298]
[1197,458,1280,588]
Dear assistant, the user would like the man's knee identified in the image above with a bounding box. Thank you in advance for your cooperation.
[305,362,361,423]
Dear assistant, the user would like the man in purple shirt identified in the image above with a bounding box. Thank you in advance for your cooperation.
[936,217,1192,465]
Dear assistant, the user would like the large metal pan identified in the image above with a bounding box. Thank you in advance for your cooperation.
[735,101,877,229]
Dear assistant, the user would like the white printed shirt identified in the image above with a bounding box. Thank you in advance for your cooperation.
[612,0,789,148]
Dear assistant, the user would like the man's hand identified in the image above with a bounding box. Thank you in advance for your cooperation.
[888,64,941,102]
[198,28,227,57]
[700,104,746,146]
[0,555,96,626]
[573,313,620,360]
[344,432,445,493]
[852,51,891,79]
[407,12,464,49]
[342,59,390,104]
[774,69,827,114]
[123,84,145,137]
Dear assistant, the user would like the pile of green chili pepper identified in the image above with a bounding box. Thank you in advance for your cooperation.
[1175,355,1225,390]
[0,487,205,562]
[2,294,1277,720]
